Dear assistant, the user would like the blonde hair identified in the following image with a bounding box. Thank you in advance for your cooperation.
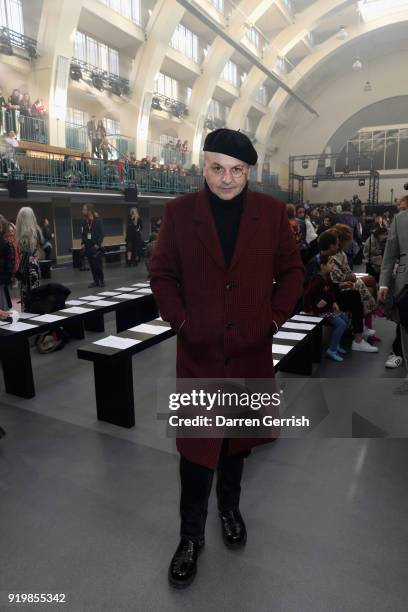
[16,206,41,252]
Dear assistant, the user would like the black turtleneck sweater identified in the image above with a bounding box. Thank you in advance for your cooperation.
[207,182,247,268]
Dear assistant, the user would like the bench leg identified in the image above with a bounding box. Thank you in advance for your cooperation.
[312,326,323,363]
[278,341,313,376]
[84,311,105,333]
[116,298,159,333]
[94,357,135,428]
[2,337,35,398]
[63,318,85,340]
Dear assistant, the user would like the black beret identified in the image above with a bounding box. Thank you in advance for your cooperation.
[203,128,258,166]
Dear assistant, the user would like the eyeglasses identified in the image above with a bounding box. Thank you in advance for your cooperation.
[209,164,248,178]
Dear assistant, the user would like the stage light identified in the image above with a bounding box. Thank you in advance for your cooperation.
[110,80,122,96]
[151,96,163,111]
[312,178,319,188]
[70,63,82,81]
[302,160,309,169]
[91,73,104,91]
[359,178,366,186]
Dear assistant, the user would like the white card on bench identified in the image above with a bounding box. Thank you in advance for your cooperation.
[271,344,292,355]
[60,306,95,314]
[80,295,102,301]
[87,300,116,307]
[32,314,67,323]
[66,299,87,306]
[2,321,38,331]
[132,283,149,287]
[93,335,141,349]
[97,291,122,297]
[129,323,166,335]
[283,322,315,331]
[114,293,140,300]
[17,312,37,319]
[292,315,322,323]
[135,288,152,294]
[115,287,137,292]
[274,331,306,341]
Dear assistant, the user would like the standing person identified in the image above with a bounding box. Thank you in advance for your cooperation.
[81,204,105,287]
[86,115,98,158]
[41,217,54,261]
[379,205,408,389]
[334,201,362,267]
[96,120,106,159]
[15,207,42,311]
[150,128,304,589]
[0,214,13,310]
[125,207,143,267]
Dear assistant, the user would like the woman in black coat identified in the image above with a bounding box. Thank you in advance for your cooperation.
[0,214,13,310]
[125,207,144,266]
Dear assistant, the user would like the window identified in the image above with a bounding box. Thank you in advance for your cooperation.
[0,0,23,33]
[170,23,199,63]
[66,108,88,126]
[99,0,141,25]
[256,86,267,105]
[208,0,224,13]
[155,73,179,100]
[208,99,229,122]
[245,27,260,49]
[74,31,120,75]
[221,60,238,87]
[104,117,120,135]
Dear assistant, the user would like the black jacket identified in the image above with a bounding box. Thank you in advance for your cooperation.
[0,238,13,285]
[81,216,104,251]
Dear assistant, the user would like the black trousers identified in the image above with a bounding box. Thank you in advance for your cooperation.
[335,289,364,335]
[86,250,104,284]
[179,440,248,540]
[393,325,403,357]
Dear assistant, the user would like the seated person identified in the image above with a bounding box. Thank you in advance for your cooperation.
[305,229,339,285]
[304,254,349,362]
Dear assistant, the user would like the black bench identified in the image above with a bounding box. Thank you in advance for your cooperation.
[39,259,52,279]
[0,283,158,399]
[70,244,126,268]
[77,314,323,428]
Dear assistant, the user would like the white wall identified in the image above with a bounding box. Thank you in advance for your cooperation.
[271,48,408,203]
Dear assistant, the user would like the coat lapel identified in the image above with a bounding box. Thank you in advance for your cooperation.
[193,189,226,271]
[229,189,260,271]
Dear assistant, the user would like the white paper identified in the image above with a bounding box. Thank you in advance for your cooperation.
[273,359,280,366]
[93,335,141,349]
[129,323,167,335]
[0,321,8,326]
[32,314,67,323]
[2,321,37,331]
[97,291,122,297]
[271,344,292,355]
[66,300,86,306]
[274,331,306,341]
[132,283,149,288]
[80,295,102,301]
[282,322,315,331]
[87,300,116,307]
[135,288,152,294]
[114,287,137,292]
[292,315,323,323]
[113,293,140,300]
[60,306,96,314]
[16,312,37,319]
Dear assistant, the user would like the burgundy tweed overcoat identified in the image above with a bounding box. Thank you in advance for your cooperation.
[150,188,304,469]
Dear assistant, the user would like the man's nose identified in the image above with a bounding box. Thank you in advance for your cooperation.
[221,171,233,183]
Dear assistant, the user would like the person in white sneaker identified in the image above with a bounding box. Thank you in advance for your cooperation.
[379,198,408,378]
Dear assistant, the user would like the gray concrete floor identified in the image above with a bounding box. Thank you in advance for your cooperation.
[1,262,408,611]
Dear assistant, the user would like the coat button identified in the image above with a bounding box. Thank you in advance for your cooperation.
[225,322,235,329]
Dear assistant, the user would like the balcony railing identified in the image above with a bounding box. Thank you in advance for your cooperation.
[0,148,286,197]
[70,59,130,97]
[0,26,38,59]
[1,109,48,144]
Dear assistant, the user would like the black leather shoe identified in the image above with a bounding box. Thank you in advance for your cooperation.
[88,282,98,288]
[219,509,247,549]
[168,537,204,589]
[99,281,105,287]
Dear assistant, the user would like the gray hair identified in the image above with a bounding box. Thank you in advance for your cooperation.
[16,206,42,252]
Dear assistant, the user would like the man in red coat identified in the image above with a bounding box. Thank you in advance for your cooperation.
[150,129,304,588]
